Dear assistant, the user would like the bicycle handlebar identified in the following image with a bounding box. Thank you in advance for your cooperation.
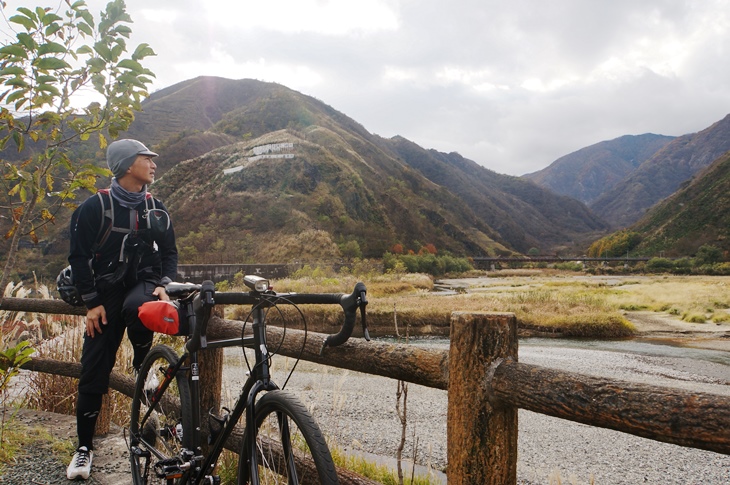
[169,280,369,353]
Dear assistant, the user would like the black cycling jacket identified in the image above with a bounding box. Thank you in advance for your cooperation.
[68,191,178,309]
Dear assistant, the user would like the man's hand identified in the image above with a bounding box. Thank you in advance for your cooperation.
[153,286,170,301]
[86,305,107,338]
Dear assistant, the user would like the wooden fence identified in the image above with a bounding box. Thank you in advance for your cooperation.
[2,297,729,484]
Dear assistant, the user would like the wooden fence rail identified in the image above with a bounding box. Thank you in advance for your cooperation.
[3,297,730,484]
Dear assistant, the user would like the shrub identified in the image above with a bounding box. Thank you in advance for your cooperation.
[554,262,583,272]
[383,253,472,276]
[695,244,723,266]
[682,313,707,323]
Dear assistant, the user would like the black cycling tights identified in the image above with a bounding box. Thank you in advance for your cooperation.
[76,392,103,450]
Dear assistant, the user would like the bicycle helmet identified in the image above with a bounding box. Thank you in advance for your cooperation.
[56,265,84,306]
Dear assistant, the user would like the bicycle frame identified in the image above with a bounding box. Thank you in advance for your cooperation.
[134,277,368,484]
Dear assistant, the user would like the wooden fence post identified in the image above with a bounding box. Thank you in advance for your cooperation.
[447,312,518,485]
[197,307,224,454]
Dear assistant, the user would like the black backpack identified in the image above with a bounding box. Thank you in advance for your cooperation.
[56,190,157,306]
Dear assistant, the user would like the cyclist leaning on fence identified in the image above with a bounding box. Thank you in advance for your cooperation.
[66,139,178,480]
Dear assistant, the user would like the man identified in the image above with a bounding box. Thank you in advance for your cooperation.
[66,139,178,480]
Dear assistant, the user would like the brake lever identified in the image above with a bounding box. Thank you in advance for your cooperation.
[359,289,370,341]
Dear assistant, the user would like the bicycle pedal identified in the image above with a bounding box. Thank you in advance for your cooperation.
[154,457,184,479]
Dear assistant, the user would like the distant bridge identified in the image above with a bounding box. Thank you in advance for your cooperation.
[471,256,650,269]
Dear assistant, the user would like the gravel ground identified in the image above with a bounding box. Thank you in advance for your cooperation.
[0,409,130,485]
[3,335,729,484]
[220,336,730,485]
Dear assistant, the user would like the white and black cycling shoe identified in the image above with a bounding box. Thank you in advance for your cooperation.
[66,446,93,480]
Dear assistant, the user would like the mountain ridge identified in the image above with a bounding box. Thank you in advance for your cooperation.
[590,114,730,227]
[524,134,675,205]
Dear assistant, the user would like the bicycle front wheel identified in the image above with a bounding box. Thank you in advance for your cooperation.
[238,390,339,485]
[129,344,193,485]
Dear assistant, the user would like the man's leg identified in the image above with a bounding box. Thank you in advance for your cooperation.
[70,288,125,478]
[123,279,157,369]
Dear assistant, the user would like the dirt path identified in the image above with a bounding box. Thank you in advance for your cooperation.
[8,408,131,484]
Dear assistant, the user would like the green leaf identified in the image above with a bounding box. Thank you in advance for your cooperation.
[115,25,132,37]
[40,13,63,26]
[8,14,36,31]
[117,72,145,88]
[38,41,67,56]
[132,43,156,60]
[111,42,124,61]
[0,45,28,58]
[117,58,143,73]
[35,75,57,84]
[13,97,28,111]
[94,41,113,62]
[78,21,93,37]
[78,9,94,28]
[33,57,71,70]
[4,78,29,88]
[35,83,61,96]
[6,89,26,104]
[11,131,24,151]
[91,73,105,91]
[16,7,38,22]
[16,33,37,51]
[0,66,26,76]
[137,75,155,85]
[44,23,62,36]
[76,45,94,55]
[87,57,106,73]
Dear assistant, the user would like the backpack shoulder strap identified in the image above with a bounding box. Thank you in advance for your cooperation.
[93,190,116,251]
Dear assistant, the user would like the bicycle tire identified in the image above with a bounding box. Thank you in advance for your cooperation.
[129,344,193,485]
[238,390,339,485]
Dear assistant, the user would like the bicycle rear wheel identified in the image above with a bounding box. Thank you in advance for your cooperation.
[238,390,339,485]
[129,344,193,485]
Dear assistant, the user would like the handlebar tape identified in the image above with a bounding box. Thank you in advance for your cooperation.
[321,281,367,352]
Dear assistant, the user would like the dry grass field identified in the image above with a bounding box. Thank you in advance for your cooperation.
[265,269,730,340]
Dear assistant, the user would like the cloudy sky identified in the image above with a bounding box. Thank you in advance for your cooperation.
[4,0,730,175]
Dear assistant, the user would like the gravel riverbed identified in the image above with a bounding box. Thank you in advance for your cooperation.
[220,334,730,485]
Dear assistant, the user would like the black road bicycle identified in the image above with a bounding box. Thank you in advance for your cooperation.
[128,275,369,484]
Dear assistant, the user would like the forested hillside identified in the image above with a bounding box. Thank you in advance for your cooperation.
[590,114,730,227]
[626,150,730,256]
[524,134,674,205]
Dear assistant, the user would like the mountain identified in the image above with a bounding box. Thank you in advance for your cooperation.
[134,77,608,260]
[524,134,675,205]
[153,129,513,263]
[378,137,608,253]
[628,150,730,257]
[589,114,730,228]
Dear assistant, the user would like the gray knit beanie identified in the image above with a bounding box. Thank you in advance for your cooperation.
[106,139,158,179]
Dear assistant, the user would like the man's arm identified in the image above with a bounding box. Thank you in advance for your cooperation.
[155,199,178,282]
[68,196,105,310]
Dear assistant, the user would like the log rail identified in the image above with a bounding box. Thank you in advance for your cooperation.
[3,297,729,484]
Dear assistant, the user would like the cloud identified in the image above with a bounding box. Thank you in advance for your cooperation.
[3,0,730,175]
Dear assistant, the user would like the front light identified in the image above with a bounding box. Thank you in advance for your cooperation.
[244,275,269,292]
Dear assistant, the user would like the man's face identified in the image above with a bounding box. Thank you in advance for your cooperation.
[125,155,157,185]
